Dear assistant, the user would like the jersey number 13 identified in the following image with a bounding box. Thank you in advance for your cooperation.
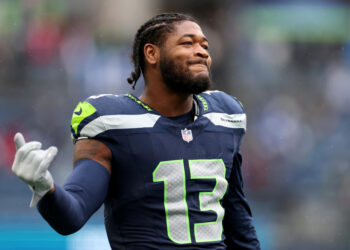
[153,159,228,244]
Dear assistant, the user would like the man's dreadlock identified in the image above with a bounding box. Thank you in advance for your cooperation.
[127,13,197,89]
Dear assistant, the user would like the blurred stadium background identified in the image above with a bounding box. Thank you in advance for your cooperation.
[1,0,350,249]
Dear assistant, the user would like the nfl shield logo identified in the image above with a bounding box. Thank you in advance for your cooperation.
[181,128,193,143]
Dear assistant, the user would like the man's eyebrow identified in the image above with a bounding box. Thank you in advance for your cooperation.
[180,34,208,42]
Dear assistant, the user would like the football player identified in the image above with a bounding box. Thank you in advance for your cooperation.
[12,13,260,249]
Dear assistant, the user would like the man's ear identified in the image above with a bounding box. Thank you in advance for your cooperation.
[144,43,159,66]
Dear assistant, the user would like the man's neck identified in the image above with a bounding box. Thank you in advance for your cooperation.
[139,82,193,117]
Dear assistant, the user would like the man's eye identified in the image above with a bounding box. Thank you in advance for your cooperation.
[202,44,209,50]
[182,41,193,45]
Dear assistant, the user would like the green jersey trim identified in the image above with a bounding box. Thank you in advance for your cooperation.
[196,94,209,111]
[125,94,152,111]
[71,101,97,135]
[233,97,244,108]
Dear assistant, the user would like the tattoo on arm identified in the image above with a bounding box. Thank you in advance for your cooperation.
[73,139,112,174]
[74,140,100,160]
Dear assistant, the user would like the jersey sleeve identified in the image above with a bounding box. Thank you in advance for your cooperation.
[222,152,261,249]
[202,90,245,114]
[70,99,105,143]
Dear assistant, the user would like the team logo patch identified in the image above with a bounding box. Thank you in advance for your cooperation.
[181,128,193,143]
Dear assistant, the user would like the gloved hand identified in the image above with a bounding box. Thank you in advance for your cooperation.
[12,132,58,207]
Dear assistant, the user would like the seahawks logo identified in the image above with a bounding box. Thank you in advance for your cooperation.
[74,107,83,116]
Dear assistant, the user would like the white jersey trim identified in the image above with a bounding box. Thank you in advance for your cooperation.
[203,112,246,131]
[80,113,161,137]
[203,90,221,95]
[88,94,119,99]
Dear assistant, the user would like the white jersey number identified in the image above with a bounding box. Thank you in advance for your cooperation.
[153,159,228,244]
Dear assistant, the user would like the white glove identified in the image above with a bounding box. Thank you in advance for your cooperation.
[12,132,58,207]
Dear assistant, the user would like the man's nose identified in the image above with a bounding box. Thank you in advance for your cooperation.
[194,44,209,58]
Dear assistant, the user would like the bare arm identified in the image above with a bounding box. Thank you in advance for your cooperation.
[73,139,112,173]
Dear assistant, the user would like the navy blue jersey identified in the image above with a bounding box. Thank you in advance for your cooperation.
[70,91,260,249]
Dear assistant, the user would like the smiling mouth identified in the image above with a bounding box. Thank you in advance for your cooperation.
[190,64,207,68]
[187,60,208,70]
[189,64,209,74]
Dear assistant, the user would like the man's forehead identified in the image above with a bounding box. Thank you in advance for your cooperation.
[172,21,206,38]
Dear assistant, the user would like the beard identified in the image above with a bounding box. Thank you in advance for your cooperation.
[159,54,212,95]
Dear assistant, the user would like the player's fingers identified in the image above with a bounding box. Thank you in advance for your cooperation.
[12,141,42,174]
[14,132,26,150]
[17,141,42,159]
[39,146,58,171]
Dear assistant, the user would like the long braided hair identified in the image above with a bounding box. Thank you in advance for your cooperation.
[127,13,197,89]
